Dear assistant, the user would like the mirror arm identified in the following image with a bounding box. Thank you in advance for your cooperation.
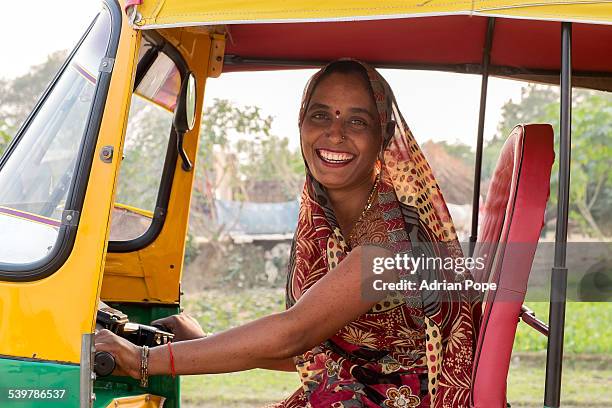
[176,129,192,172]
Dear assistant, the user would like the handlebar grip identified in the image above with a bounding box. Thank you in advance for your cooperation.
[94,351,116,377]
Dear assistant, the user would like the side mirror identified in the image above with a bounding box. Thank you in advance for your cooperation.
[173,72,197,171]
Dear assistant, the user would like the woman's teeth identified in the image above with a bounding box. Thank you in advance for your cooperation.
[317,149,355,163]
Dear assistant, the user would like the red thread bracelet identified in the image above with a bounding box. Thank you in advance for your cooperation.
[167,342,176,378]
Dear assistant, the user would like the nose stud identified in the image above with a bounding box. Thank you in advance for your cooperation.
[335,110,341,119]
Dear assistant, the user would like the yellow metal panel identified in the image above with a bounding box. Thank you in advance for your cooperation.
[0,13,140,363]
[476,3,612,24]
[104,394,165,408]
[101,29,216,304]
[129,0,612,27]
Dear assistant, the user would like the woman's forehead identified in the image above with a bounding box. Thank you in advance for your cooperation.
[307,72,376,107]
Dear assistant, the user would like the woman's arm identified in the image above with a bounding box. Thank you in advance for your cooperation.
[95,245,394,377]
[259,358,297,372]
[150,313,297,372]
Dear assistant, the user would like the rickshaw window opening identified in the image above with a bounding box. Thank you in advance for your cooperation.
[107,30,188,252]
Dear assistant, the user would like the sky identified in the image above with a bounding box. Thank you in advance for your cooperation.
[0,0,527,149]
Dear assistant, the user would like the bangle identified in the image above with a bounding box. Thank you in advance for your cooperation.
[167,342,176,378]
[140,345,149,387]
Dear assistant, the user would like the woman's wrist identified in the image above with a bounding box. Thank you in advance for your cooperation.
[147,343,171,376]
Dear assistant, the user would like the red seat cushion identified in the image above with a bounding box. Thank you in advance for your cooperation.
[471,124,554,407]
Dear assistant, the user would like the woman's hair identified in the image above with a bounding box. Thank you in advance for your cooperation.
[317,60,371,86]
[305,60,375,109]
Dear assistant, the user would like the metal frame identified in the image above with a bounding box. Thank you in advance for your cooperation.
[80,333,95,408]
[544,22,572,408]
[469,17,495,255]
[223,54,610,78]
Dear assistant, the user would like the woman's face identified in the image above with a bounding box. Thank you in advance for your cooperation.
[300,72,382,191]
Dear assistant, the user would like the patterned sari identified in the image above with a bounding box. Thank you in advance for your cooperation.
[274,60,480,408]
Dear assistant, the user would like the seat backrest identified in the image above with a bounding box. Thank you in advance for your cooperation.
[470,124,554,408]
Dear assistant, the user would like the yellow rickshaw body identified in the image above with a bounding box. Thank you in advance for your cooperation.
[131,0,612,26]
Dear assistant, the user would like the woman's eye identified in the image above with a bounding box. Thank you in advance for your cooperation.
[349,118,368,128]
[311,112,330,121]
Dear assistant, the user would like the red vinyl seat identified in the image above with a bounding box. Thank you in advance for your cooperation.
[470,124,555,407]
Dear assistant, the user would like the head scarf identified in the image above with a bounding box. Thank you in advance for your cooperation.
[286,59,480,407]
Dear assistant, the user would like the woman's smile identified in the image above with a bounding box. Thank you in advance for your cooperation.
[315,148,356,167]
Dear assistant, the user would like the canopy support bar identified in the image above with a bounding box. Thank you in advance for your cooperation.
[544,22,572,408]
[224,56,611,80]
[469,17,495,255]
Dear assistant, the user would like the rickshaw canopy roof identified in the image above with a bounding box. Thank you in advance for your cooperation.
[126,0,612,90]
[128,0,612,27]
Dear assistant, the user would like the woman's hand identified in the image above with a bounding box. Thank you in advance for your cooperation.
[151,313,206,341]
[94,329,141,379]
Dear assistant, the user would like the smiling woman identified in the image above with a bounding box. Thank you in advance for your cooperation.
[300,61,384,238]
[95,59,480,408]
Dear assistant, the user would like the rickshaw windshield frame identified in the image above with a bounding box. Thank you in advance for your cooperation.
[0,0,122,281]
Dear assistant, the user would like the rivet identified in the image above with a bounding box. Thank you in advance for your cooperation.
[66,215,73,221]
[216,56,222,62]
[102,61,108,67]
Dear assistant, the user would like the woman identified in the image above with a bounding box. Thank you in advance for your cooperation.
[95,59,480,408]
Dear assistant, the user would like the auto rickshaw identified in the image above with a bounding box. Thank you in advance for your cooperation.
[0,0,610,407]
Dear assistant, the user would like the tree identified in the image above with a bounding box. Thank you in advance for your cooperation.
[0,51,68,133]
[187,98,304,237]
[114,97,174,211]
[0,120,11,157]
[493,84,612,238]
[0,51,68,157]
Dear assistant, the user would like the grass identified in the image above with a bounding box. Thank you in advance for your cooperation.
[181,369,300,407]
[515,302,611,353]
[180,289,611,407]
[506,353,612,408]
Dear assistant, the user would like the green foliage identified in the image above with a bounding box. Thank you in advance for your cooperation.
[0,51,67,158]
[196,98,304,203]
[0,120,11,157]
[0,50,68,132]
[114,97,173,211]
[183,233,199,266]
[182,288,286,333]
[492,84,612,237]
[181,369,300,407]
[436,140,474,168]
[514,302,611,353]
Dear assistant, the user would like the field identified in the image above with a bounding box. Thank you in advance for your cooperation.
[180,289,611,407]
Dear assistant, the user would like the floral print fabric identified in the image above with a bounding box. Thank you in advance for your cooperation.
[274,59,480,408]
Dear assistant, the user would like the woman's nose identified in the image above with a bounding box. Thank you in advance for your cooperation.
[327,118,345,143]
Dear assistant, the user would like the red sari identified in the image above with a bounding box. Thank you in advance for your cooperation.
[273,59,480,408]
